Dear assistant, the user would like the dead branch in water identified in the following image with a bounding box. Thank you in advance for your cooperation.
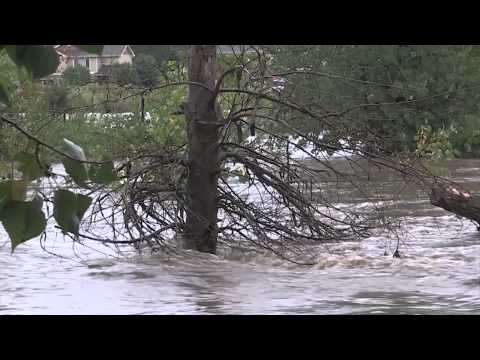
[429,184,480,227]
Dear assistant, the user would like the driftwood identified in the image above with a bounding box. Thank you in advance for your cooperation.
[429,184,480,226]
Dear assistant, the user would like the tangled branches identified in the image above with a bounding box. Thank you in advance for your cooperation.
[1,45,449,263]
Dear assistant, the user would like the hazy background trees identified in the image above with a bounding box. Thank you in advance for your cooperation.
[267,45,480,158]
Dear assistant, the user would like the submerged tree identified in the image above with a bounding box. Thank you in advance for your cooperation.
[0,45,449,263]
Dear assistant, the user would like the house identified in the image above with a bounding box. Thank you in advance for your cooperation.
[54,45,135,75]
[41,45,258,85]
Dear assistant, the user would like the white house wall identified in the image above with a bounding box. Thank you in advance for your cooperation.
[117,53,133,64]
[89,58,99,74]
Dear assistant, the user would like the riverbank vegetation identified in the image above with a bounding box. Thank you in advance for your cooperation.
[1,45,478,262]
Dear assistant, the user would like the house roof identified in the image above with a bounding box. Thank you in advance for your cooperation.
[102,45,129,57]
[55,45,92,57]
[55,45,134,58]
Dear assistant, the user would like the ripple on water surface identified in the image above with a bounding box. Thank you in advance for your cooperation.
[1,160,480,314]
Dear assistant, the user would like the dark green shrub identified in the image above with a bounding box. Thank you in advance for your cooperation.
[63,66,91,86]
[111,63,139,86]
[45,83,69,112]
[133,54,161,88]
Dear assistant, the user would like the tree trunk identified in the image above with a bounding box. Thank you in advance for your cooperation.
[183,45,221,253]
[429,184,480,226]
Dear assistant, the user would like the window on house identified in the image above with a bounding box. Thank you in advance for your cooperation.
[85,58,90,70]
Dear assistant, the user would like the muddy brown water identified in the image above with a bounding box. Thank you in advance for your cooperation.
[1,159,479,314]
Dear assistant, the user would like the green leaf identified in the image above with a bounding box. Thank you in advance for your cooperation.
[89,161,117,184]
[31,194,44,210]
[77,45,103,55]
[14,152,43,180]
[11,180,28,201]
[62,138,89,187]
[0,182,9,214]
[0,180,28,212]
[0,194,7,216]
[0,83,10,109]
[53,189,92,236]
[0,200,46,253]
[6,45,59,79]
[63,158,89,187]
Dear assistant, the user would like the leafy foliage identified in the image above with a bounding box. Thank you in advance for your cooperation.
[133,54,161,88]
[0,199,46,253]
[62,139,89,187]
[14,152,43,180]
[131,45,185,68]
[0,45,112,251]
[89,161,117,184]
[5,45,59,79]
[63,66,91,86]
[0,181,13,212]
[111,63,139,86]
[53,189,92,236]
[269,45,480,158]
[5,44,480,259]
[0,178,46,252]
[0,50,21,108]
[45,83,69,111]
[0,84,9,108]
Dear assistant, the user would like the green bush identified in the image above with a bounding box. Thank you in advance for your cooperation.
[63,66,91,86]
[44,83,69,112]
[111,63,139,86]
[131,45,185,67]
[133,54,161,88]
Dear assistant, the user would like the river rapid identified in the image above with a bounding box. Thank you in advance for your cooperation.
[1,159,479,314]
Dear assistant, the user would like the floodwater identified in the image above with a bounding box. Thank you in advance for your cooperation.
[1,159,479,314]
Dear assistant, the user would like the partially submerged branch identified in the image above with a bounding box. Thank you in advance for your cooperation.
[429,183,480,226]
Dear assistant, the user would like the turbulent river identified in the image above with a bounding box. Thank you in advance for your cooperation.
[1,159,479,314]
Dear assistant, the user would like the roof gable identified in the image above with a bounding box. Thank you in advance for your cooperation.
[102,45,128,57]
[121,45,135,57]
[55,45,134,58]
[55,45,93,57]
